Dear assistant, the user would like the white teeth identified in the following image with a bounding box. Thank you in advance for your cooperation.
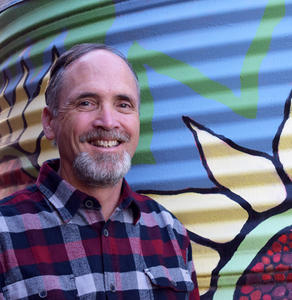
[91,140,119,148]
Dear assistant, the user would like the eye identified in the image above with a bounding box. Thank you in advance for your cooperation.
[78,100,91,106]
[119,102,131,109]
[76,100,96,111]
[116,101,135,113]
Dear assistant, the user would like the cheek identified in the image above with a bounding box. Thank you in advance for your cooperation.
[54,121,76,144]
[60,114,89,134]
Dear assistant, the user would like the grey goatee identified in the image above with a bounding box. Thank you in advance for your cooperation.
[73,128,131,187]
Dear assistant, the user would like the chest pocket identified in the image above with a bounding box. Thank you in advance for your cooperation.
[2,275,78,300]
[144,265,194,293]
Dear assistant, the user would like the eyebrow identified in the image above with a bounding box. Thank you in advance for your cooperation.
[74,93,134,100]
[74,92,98,100]
[116,94,133,101]
[70,92,138,107]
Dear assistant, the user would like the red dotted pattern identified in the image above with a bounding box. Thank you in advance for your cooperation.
[236,231,292,299]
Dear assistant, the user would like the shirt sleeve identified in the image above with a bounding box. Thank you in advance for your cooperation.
[0,236,5,300]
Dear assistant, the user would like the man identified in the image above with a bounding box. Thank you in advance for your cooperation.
[0,44,199,299]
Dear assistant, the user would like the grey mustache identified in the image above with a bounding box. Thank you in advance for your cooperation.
[79,129,130,143]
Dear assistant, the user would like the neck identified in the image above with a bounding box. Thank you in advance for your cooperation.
[59,163,123,221]
[83,181,123,221]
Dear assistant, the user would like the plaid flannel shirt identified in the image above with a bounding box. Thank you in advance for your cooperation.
[0,160,199,299]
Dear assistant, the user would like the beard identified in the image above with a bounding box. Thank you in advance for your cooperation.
[70,128,132,187]
[72,150,131,187]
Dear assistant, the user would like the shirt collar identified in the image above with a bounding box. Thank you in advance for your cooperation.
[36,159,141,224]
[119,180,141,224]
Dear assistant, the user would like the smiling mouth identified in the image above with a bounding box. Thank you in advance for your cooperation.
[89,139,120,148]
[80,129,130,149]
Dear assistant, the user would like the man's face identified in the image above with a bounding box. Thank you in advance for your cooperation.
[43,50,140,186]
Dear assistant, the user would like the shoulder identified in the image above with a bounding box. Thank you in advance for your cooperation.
[132,191,171,213]
[0,185,46,237]
[133,191,188,237]
[0,184,40,215]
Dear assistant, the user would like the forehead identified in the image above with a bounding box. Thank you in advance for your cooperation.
[58,49,139,102]
[65,50,136,83]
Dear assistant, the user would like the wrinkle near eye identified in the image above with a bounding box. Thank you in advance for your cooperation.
[76,100,97,111]
[56,102,76,118]
[78,100,91,106]
[115,96,137,112]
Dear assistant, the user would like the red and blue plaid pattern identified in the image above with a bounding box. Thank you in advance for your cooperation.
[0,160,199,299]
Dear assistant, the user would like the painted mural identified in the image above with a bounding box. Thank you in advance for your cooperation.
[1,0,292,299]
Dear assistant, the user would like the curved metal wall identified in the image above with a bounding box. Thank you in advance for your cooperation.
[1,0,292,298]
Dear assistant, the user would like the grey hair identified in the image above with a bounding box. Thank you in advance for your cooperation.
[45,43,139,116]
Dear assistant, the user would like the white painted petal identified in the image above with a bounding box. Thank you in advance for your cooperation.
[189,123,286,212]
[147,192,248,243]
[191,241,220,296]
[278,95,292,181]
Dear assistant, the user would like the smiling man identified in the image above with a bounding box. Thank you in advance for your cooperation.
[0,44,200,299]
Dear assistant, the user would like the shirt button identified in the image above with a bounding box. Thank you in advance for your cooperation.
[84,199,94,209]
[39,290,47,298]
[171,280,177,287]
[103,228,109,237]
[110,283,115,292]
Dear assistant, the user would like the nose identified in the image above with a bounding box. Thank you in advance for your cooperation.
[92,104,118,130]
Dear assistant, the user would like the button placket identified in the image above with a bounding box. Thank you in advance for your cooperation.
[170,280,177,287]
[102,225,115,295]
[39,290,47,298]
[103,228,109,237]
[110,283,116,292]
[84,199,94,209]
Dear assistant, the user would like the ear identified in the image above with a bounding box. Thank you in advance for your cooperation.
[42,107,56,140]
